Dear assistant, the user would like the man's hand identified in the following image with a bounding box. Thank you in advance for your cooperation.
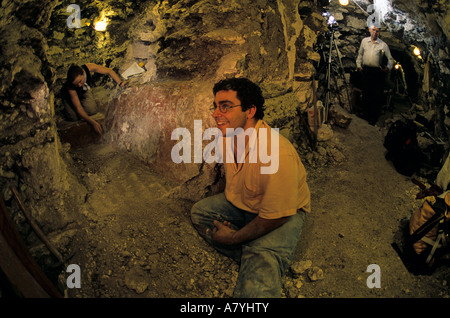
[207,216,289,246]
[208,220,237,245]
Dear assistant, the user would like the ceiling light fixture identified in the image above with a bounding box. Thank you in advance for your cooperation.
[94,19,108,31]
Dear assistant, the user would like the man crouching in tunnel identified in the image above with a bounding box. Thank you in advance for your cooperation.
[190,77,311,298]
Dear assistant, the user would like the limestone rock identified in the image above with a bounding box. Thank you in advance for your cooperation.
[202,29,245,45]
[307,266,324,281]
[328,147,346,163]
[346,16,367,30]
[329,107,352,129]
[290,260,312,277]
[317,124,334,141]
[125,267,149,294]
[215,52,246,78]
[130,42,153,59]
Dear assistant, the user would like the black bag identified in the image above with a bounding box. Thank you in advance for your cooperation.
[384,119,424,176]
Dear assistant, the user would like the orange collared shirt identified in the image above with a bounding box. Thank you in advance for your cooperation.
[223,120,311,219]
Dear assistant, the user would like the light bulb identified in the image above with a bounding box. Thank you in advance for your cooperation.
[94,20,108,31]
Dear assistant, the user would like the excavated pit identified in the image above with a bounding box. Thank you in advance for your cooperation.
[62,142,237,298]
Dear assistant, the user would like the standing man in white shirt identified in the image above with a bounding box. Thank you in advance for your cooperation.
[356,25,394,125]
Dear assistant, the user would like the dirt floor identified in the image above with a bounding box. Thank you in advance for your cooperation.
[60,103,449,299]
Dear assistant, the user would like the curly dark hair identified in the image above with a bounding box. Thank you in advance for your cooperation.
[213,77,265,120]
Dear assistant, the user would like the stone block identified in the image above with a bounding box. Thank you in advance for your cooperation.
[131,42,151,59]
[103,82,215,184]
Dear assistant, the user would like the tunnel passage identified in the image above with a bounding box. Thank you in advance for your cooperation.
[389,48,419,101]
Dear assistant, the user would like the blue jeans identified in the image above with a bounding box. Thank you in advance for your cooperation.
[191,193,306,298]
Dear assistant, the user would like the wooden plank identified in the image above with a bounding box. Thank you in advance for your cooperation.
[0,195,61,298]
[11,186,65,264]
[0,232,50,297]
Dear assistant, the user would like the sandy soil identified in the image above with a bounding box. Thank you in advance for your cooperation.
[61,107,449,299]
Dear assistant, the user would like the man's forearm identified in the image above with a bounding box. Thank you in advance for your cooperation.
[228,216,289,245]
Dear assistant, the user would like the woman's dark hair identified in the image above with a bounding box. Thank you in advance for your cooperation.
[66,64,84,86]
[213,77,265,120]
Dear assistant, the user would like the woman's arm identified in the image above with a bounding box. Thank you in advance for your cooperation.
[85,63,127,87]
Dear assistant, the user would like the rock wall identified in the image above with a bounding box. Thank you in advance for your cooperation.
[102,0,327,189]
[104,81,216,184]
[0,0,326,243]
[0,0,87,241]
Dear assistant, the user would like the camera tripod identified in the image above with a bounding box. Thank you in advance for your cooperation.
[319,28,351,122]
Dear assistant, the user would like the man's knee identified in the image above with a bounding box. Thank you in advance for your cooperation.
[190,198,217,232]
[190,201,203,226]
[190,193,227,224]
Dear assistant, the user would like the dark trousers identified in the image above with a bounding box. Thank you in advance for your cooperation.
[362,66,386,125]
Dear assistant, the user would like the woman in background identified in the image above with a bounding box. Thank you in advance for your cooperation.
[61,63,127,135]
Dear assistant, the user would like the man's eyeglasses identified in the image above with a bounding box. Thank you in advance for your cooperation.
[210,104,242,113]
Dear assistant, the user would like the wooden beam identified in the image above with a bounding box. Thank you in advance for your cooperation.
[0,194,61,298]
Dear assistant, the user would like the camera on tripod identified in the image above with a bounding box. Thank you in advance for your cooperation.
[322,11,339,32]
[316,9,351,120]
